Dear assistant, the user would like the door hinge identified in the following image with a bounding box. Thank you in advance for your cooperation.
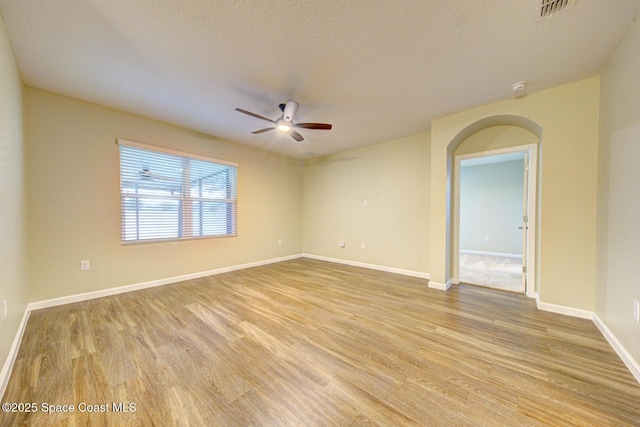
[523,215,528,223]
[522,266,527,273]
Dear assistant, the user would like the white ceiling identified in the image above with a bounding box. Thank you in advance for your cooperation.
[1,1,639,159]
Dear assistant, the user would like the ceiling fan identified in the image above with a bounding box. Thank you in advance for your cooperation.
[235,100,332,142]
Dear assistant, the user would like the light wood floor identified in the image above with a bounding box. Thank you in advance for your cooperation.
[2,258,639,426]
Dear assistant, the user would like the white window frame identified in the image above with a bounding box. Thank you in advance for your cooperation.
[117,139,238,244]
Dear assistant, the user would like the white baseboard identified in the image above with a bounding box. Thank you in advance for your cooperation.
[302,253,430,280]
[460,249,522,259]
[428,279,452,291]
[0,307,31,400]
[535,295,639,384]
[593,314,640,383]
[28,254,303,311]
[535,294,594,319]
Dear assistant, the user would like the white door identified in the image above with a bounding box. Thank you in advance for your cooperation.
[520,153,529,290]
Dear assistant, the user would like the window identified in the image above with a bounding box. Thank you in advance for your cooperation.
[118,139,238,244]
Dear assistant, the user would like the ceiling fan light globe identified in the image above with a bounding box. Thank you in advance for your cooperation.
[275,118,292,132]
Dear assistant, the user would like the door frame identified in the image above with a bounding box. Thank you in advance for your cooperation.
[452,144,538,297]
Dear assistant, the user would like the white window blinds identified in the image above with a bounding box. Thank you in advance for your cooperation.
[118,140,238,244]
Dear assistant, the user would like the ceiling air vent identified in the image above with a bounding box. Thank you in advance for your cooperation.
[538,0,576,18]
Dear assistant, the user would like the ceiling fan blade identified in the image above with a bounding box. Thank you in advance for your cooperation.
[235,108,274,123]
[290,130,304,142]
[252,127,275,134]
[295,123,333,130]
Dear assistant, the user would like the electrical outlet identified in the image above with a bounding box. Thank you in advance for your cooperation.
[3,300,7,321]
[80,260,90,271]
[339,240,346,248]
[277,239,282,246]
[634,299,640,322]
[361,242,366,249]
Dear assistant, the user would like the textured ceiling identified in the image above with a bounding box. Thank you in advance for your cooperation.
[1,1,639,159]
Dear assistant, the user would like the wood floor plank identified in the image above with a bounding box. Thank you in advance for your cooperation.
[2,258,639,426]
[324,376,420,426]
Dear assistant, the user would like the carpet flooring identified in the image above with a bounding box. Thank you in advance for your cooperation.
[459,252,524,293]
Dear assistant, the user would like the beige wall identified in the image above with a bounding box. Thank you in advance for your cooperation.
[26,88,303,301]
[597,14,640,363]
[0,14,28,382]
[454,125,539,156]
[431,78,600,309]
[303,133,430,274]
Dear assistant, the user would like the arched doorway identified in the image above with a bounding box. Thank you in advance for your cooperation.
[446,116,542,297]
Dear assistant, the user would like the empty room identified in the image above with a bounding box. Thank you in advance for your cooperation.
[1,1,640,425]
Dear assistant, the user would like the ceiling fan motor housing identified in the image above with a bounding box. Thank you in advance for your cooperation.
[283,100,299,122]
